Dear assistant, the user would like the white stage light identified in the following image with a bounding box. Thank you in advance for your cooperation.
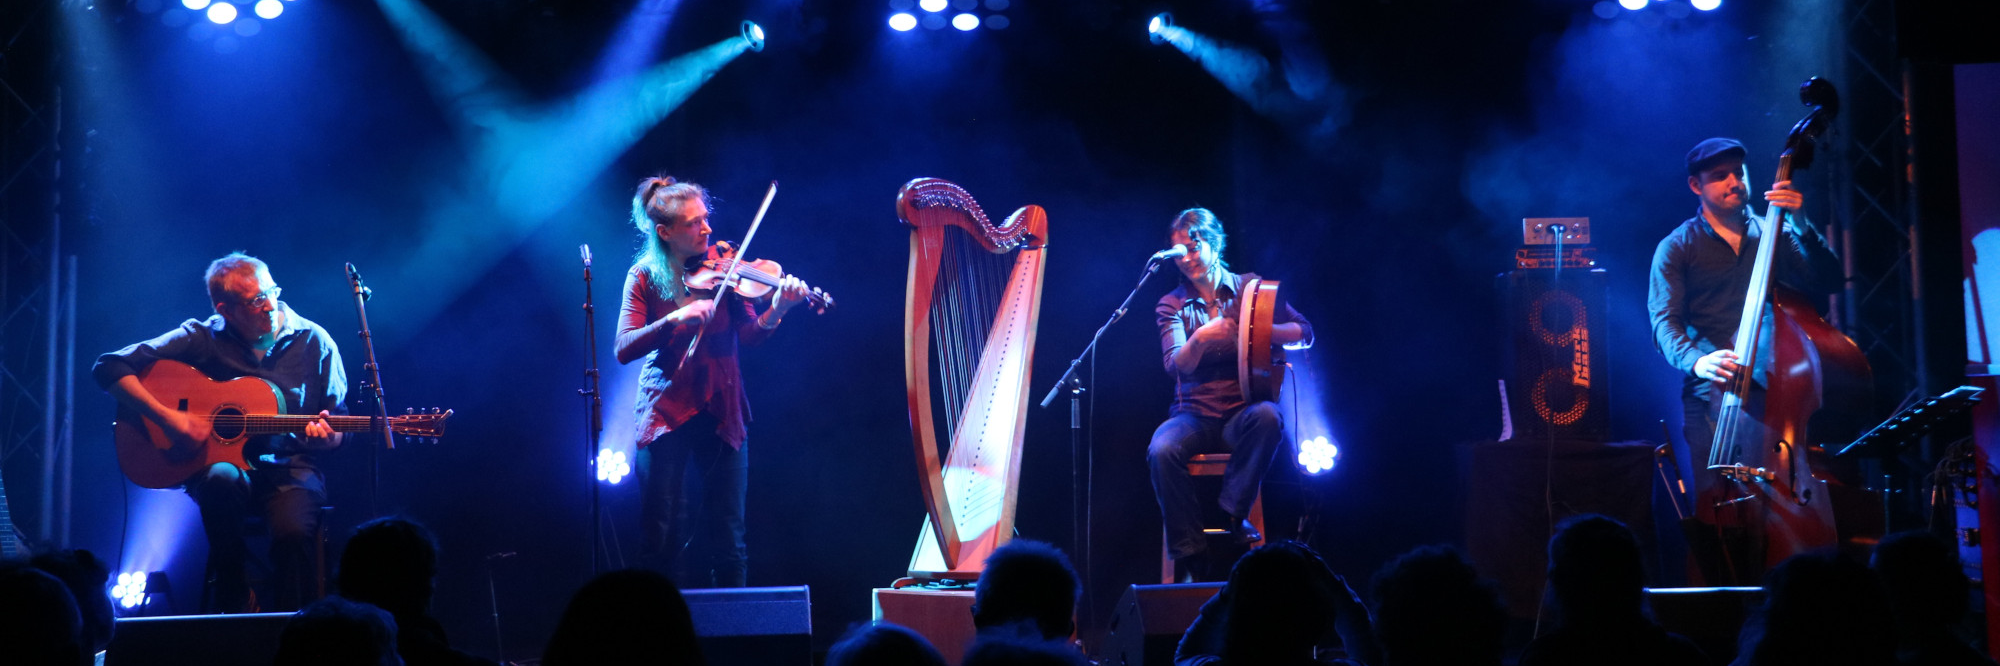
[951,13,978,30]
[889,13,917,31]
[206,2,237,23]
[254,0,281,18]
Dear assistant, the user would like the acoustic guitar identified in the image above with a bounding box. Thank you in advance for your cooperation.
[114,360,450,489]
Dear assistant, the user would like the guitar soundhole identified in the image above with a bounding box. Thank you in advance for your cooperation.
[212,407,246,440]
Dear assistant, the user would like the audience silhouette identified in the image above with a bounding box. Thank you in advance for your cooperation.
[1175,540,1378,666]
[1518,514,1707,666]
[274,595,404,666]
[1733,550,1894,666]
[826,621,948,666]
[338,517,498,666]
[971,539,1081,642]
[1872,530,1997,666]
[1370,545,1507,666]
[541,568,707,666]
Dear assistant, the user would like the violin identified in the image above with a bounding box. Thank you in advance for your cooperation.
[683,241,836,314]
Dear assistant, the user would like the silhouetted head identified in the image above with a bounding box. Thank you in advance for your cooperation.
[972,539,1080,640]
[0,561,89,666]
[1371,545,1507,666]
[30,549,115,653]
[542,569,705,666]
[1738,551,1894,666]
[273,595,402,666]
[1546,514,1645,623]
[1220,541,1340,659]
[826,622,947,666]
[961,625,1087,666]
[338,517,439,619]
[1872,530,1970,629]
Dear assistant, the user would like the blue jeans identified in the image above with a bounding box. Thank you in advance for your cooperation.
[637,414,748,588]
[1147,402,1285,561]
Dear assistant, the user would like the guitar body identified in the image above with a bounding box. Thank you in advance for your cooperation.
[1237,278,1285,404]
[114,360,286,489]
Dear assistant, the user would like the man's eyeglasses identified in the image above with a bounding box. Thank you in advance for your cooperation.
[231,287,282,310]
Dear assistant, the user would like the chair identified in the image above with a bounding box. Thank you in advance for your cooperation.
[1160,453,1266,583]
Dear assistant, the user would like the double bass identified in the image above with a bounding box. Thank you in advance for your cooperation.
[1693,78,1877,585]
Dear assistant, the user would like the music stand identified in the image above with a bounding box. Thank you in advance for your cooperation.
[1834,386,1985,458]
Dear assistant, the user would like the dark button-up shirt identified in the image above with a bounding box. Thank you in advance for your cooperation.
[1648,210,1842,401]
[1156,270,1314,419]
[92,303,348,489]
[618,265,776,450]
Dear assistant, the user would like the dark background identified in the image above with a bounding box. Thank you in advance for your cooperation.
[7,0,1922,659]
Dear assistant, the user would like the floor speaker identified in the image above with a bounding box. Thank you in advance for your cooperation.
[683,586,812,666]
[1099,583,1220,666]
[105,612,294,666]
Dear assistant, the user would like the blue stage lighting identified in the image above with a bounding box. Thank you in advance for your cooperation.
[919,0,947,12]
[1691,0,1721,9]
[1148,13,1173,43]
[1297,436,1339,475]
[596,448,631,485]
[951,13,978,30]
[889,12,917,31]
[206,2,236,23]
[254,0,280,18]
[1618,0,1647,9]
[182,0,209,9]
[740,20,765,52]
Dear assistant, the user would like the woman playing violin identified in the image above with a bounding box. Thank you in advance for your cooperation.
[614,175,809,587]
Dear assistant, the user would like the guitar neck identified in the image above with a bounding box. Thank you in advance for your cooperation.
[214,414,395,435]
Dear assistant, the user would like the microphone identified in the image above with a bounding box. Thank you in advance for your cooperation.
[1151,244,1190,261]
[345,262,373,300]
[580,244,593,267]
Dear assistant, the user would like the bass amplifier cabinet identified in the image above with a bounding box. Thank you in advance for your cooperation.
[1099,583,1221,666]
[683,585,813,666]
[1501,269,1610,442]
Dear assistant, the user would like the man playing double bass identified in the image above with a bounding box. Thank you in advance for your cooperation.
[1649,138,1844,467]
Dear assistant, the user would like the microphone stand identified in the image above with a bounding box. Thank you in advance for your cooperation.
[345,263,392,519]
[579,245,606,574]
[1038,251,1175,637]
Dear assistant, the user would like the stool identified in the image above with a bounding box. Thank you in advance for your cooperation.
[1160,453,1266,583]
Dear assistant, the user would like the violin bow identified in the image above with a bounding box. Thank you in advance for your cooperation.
[668,181,778,384]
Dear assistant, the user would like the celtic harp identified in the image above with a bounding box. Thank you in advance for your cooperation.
[898,178,1048,580]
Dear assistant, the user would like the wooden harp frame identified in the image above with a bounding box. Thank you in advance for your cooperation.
[897,178,1048,579]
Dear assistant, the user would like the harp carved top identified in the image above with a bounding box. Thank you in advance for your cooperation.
[897,178,1048,252]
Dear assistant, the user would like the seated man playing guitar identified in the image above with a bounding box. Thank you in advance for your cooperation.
[1150,208,1312,582]
[94,253,346,613]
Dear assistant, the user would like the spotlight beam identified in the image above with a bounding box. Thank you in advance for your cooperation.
[1155,23,1349,145]
[372,0,756,343]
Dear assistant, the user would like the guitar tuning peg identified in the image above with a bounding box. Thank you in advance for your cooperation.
[431,407,442,414]
[406,408,414,414]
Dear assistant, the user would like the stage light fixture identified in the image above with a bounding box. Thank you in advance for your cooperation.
[1148,13,1172,43]
[1691,0,1721,9]
[596,448,631,485]
[741,21,765,52]
[919,0,947,12]
[111,571,169,611]
[207,2,237,23]
[254,0,280,18]
[182,0,209,9]
[1618,0,1647,9]
[951,13,978,30]
[1297,436,1339,475]
[889,12,917,31]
